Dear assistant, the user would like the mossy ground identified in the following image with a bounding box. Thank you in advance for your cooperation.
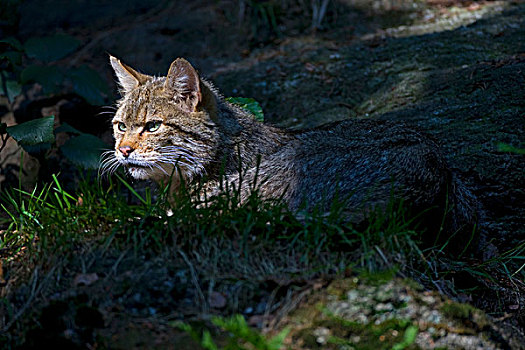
[281,276,502,349]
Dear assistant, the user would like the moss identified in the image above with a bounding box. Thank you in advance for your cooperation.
[318,317,363,336]
[296,315,421,350]
[357,268,397,286]
[326,278,359,298]
[441,300,476,320]
[401,278,424,292]
[440,300,490,331]
[293,330,321,349]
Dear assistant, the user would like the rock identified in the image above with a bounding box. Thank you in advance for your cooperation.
[281,276,522,349]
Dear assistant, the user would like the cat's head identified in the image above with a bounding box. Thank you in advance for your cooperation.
[103,56,219,188]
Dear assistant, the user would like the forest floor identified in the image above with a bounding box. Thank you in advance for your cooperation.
[1,0,524,348]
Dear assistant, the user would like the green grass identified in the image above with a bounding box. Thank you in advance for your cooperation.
[3,171,524,289]
[1,174,146,260]
[1,172,524,348]
[175,314,289,350]
[0,172,424,270]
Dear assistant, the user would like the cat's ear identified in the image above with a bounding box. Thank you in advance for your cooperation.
[109,55,149,94]
[165,58,202,113]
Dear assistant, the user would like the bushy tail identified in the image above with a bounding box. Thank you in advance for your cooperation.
[444,173,484,253]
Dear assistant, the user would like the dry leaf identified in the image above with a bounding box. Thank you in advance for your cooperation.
[73,272,99,287]
[209,291,226,309]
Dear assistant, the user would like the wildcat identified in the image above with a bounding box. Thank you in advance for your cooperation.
[103,55,479,240]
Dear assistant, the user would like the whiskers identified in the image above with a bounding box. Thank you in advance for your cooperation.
[98,143,213,182]
[157,145,211,177]
[96,105,117,118]
[99,150,120,177]
[99,148,181,180]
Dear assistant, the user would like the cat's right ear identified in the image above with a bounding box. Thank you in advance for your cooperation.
[109,55,149,94]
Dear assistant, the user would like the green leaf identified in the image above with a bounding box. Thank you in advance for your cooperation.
[497,142,525,155]
[403,325,418,344]
[226,97,264,122]
[22,143,52,153]
[0,75,22,103]
[55,122,82,135]
[21,65,64,94]
[173,321,192,333]
[392,325,418,350]
[200,331,219,350]
[0,50,23,66]
[0,37,23,51]
[267,327,290,350]
[24,34,81,63]
[6,116,55,148]
[174,322,218,350]
[68,66,109,105]
[4,80,22,103]
[60,133,109,169]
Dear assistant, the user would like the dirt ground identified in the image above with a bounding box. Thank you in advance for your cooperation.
[1,0,525,348]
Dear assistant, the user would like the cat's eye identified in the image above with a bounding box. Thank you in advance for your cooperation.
[145,121,161,132]
[117,122,126,132]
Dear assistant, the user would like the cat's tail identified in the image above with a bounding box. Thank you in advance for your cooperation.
[444,172,486,254]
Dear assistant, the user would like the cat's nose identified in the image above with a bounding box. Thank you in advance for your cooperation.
[118,146,134,157]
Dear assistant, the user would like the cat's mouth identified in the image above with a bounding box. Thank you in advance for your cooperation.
[119,159,149,169]
[127,163,147,169]
[126,164,152,180]
[127,163,150,173]
[118,159,152,179]
[117,155,172,180]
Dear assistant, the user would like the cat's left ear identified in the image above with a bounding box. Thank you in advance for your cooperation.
[165,58,202,113]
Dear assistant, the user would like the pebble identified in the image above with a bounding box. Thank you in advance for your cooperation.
[347,290,359,301]
[374,302,394,312]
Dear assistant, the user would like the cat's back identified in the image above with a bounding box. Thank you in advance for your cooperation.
[259,118,450,211]
[296,118,437,152]
[291,118,446,176]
